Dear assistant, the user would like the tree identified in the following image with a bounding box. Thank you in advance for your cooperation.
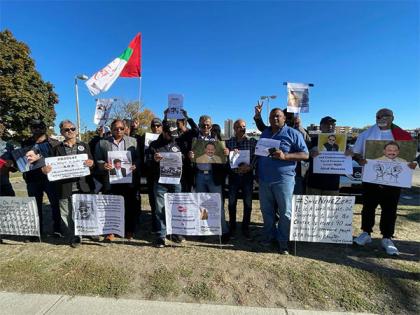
[0,29,59,141]
[111,100,156,135]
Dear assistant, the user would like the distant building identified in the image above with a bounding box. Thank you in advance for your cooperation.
[224,119,234,139]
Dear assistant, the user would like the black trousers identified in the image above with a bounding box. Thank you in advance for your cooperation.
[361,182,401,238]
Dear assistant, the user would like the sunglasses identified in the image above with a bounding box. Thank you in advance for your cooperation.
[376,115,392,119]
[113,127,125,131]
[151,124,162,128]
[63,127,76,132]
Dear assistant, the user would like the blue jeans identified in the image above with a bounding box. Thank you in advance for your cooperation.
[228,172,253,231]
[195,172,229,234]
[27,179,61,234]
[259,178,294,243]
[154,182,181,239]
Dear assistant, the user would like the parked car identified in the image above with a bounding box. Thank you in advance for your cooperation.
[339,160,363,202]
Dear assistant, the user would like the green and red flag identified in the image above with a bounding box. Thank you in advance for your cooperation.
[86,33,141,96]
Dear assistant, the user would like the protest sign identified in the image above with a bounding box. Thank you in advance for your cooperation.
[45,154,90,181]
[229,150,250,168]
[165,193,221,236]
[159,152,182,184]
[362,159,413,188]
[166,93,184,119]
[108,151,132,184]
[93,98,114,126]
[72,194,124,237]
[144,133,160,152]
[317,133,346,152]
[0,197,40,237]
[313,152,353,175]
[365,140,416,162]
[254,138,281,157]
[11,144,47,172]
[290,195,354,244]
[192,139,226,164]
[286,82,309,113]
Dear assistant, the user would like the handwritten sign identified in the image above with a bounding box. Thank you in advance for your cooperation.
[165,193,221,236]
[72,194,125,237]
[0,197,40,236]
[290,195,355,244]
[45,154,90,181]
[313,152,353,175]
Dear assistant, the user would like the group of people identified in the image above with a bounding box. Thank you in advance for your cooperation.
[0,106,417,256]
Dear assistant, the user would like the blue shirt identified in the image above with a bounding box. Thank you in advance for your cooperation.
[257,125,308,183]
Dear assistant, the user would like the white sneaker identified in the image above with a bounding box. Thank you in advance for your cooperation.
[381,238,399,256]
[353,232,372,246]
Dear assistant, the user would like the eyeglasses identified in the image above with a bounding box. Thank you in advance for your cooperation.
[376,114,392,119]
[63,127,76,132]
[113,127,125,131]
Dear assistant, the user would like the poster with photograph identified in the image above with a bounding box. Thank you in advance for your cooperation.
[192,139,226,164]
[45,154,90,181]
[11,144,48,173]
[108,151,132,184]
[290,195,354,244]
[286,82,310,113]
[166,93,184,120]
[229,150,250,169]
[159,152,182,184]
[254,138,281,157]
[0,197,40,237]
[72,194,125,237]
[93,98,115,126]
[317,133,347,152]
[164,193,222,236]
[365,140,416,162]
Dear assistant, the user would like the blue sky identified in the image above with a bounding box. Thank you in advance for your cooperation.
[1,1,419,133]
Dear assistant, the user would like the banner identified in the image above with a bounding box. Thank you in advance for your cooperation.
[94,99,114,126]
[159,152,182,184]
[286,82,309,113]
[45,154,90,181]
[108,151,133,184]
[164,193,222,236]
[166,94,184,119]
[0,197,40,237]
[290,195,354,244]
[72,194,124,237]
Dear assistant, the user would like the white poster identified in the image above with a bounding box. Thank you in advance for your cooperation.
[286,82,309,113]
[254,138,281,157]
[159,152,182,184]
[93,99,114,126]
[229,150,250,169]
[290,195,354,244]
[167,93,184,119]
[108,151,132,184]
[144,133,160,152]
[313,152,353,175]
[45,154,90,181]
[362,159,413,188]
[72,194,125,237]
[0,197,40,237]
[165,193,221,236]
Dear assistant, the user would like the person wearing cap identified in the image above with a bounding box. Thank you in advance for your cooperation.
[255,108,309,255]
[147,120,188,247]
[42,120,95,248]
[305,116,344,195]
[95,119,139,241]
[20,119,61,239]
[352,108,416,256]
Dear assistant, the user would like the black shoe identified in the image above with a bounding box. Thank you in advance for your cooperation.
[278,241,289,255]
[24,236,39,243]
[70,237,82,248]
[221,233,230,244]
[87,235,100,242]
[171,235,185,243]
[154,238,165,248]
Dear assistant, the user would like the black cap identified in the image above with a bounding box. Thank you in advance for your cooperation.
[162,120,179,137]
[320,116,336,125]
[29,119,46,127]
[151,118,162,127]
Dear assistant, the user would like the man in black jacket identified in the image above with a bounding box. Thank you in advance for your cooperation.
[43,120,94,247]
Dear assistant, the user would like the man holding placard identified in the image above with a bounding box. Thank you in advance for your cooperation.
[42,120,94,247]
[225,119,256,239]
[256,108,308,254]
[352,108,416,256]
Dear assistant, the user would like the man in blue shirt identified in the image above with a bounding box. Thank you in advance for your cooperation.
[257,108,309,254]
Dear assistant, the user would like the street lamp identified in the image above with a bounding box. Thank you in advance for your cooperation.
[74,74,88,140]
[260,95,277,122]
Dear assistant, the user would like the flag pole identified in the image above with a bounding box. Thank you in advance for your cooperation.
[138,77,142,106]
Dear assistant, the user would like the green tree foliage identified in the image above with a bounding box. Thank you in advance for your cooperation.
[0,29,59,141]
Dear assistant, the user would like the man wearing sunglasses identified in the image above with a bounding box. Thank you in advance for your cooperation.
[352,108,414,256]
[95,119,139,241]
[42,120,94,248]
[20,119,61,240]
